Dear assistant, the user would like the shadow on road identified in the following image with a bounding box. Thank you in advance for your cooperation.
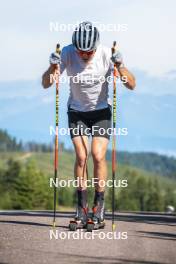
[105,212,176,227]
[0,219,68,229]
[0,211,73,217]
[136,230,176,241]
[0,211,175,227]
[50,252,166,264]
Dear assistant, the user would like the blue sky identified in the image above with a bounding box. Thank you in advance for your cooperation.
[0,0,176,80]
[0,0,176,155]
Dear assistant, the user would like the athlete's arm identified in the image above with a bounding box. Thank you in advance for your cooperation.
[111,49,136,90]
[118,66,136,90]
[42,64,59,89]
[42,51,63,89]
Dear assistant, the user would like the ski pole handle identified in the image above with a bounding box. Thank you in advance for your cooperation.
[111,41,117,56]
[55,43,61,73]
[56,43,61,55]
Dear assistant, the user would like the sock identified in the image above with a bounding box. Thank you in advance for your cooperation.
[94,190,104,205]
[77,189,87,208]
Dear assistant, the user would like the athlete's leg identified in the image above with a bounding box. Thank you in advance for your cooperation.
[71,136,89,211]
[88,136,109,225]
[91,136,109,192]
[68,136,90,228]
[72,136,89,189]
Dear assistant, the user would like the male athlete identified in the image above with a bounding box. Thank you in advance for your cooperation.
[42,21,135,229]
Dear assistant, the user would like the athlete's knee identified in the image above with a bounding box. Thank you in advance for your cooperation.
[76,153,88,168]
[92,151,106,164]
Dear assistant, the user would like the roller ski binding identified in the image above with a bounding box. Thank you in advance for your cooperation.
[87,202,105,232]
[69,206,88,231]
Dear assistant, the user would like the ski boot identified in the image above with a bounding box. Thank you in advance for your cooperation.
[87,202,105,232]
[69,206,88,231]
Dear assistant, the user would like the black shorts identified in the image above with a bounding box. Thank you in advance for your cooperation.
[67,105,112,140]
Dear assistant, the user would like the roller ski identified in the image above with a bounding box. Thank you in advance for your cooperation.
[69,206,88,231]
[87,201,105,232]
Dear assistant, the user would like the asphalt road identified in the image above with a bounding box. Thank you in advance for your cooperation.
[0,211,176,264]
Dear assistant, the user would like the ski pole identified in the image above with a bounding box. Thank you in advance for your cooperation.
[53,43,61,228]
[111,41,117,231]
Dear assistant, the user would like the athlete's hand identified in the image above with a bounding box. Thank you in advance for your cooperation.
[49,52,61,65]
[111,50,124,68]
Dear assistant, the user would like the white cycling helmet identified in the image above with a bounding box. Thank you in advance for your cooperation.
[72,21,100,52]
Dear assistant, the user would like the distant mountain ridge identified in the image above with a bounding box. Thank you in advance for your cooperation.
[106,151,176,179]
[0,129,176,179]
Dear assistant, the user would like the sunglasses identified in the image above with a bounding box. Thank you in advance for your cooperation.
[77,49,95,56]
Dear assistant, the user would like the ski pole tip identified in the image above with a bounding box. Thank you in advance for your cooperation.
[112,223,116,231]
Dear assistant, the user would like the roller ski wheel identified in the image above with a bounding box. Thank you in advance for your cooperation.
[86,218,105,232]
[86,202,105,232]
[69,206,88,231]
[69,220,85,231]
